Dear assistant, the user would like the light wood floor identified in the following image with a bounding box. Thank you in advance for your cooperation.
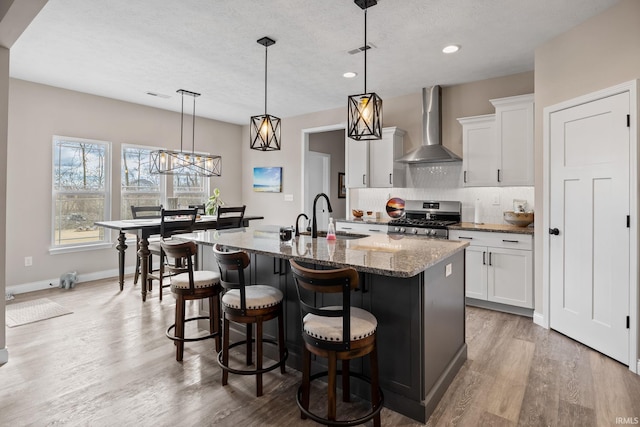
[2,277,639,426]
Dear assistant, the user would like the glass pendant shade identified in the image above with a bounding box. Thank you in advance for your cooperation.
[150,89,221,177]
[250,113,281,151]
[250,36,281,151]
[347,92,382,140]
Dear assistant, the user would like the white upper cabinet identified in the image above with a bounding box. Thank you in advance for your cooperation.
[458,114,496,187]
[491,94,534,186]
[346,127,405,188]
[458,94,534,187]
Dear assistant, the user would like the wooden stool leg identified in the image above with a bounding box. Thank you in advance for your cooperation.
[158,255,164,301]
[175,295,185,361]
[256,318,263,397]
[222,314,230,386]
[327,352,337,422]
[342,359,350,402]
[370,340,381,427]
[278,308,286,374]
[300,346,311,419]
[245,323,253,366]
[210,295,221,352]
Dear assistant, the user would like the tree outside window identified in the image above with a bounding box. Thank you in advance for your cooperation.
[121,145,162,219]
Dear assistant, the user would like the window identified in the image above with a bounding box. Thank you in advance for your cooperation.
[172,170,209,209]
[52,135,111,249]
[121,145,163,219]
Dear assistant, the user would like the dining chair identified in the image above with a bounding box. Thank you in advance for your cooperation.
[216,205,246,230]
[147,208,198,301]
[130,205,162,286]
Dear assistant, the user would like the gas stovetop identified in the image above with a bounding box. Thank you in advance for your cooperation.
[387,200,461,238]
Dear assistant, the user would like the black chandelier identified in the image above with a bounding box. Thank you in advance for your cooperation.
[347,0,382,141]
[250,37,281,151]
[150,89,221,177]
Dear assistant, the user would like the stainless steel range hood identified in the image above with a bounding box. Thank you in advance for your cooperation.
[397,86,461,163]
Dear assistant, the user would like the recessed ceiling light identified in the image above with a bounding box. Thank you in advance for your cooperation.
[343,71,357,78]
[442,45,460,54]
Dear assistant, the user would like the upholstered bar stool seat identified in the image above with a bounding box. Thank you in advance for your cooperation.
[222,285,283,310]
[303,306,377,342]
[171,270,221,290]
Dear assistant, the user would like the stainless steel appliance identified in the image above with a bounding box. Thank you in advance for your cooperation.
[388,200,461,238]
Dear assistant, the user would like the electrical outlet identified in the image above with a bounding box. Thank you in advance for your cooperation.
[445,263,452,277]
[284,194,294,202]
[24,256,33,267]
[492,193,501,205]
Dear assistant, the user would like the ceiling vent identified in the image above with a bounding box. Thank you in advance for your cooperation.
[347,43,376,55]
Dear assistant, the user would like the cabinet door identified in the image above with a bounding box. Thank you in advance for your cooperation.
[492,94,534,186]
[464,246,488,300]
[346,138,368,188]
[369,128,405,188]
[487,247,533,308]
[458,115,497,187]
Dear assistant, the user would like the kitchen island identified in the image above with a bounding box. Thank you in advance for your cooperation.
[178,225,468,424]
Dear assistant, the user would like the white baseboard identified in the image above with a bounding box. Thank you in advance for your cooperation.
[0,347,8,365]
[533,311,548,328]
[637,359,640,375]
[6,266,136,295]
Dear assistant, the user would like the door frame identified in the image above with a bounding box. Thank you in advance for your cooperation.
[301,123,346,216]
[542,79,638,373]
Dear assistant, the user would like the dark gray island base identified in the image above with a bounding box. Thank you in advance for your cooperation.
[179,226,468,424]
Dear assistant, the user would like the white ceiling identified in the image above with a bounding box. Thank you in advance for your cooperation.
[10,0,619,125]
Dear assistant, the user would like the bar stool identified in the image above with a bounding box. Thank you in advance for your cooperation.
[212,244,288,397]
[289,260,383,427]
[161,240,221,361]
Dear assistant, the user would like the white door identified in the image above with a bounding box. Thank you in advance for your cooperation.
[464,246,488,300]
[305,151,331,231]
[488,248,533,309]
[549,91,630,364]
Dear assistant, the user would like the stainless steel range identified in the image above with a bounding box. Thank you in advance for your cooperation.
[388,200,461,238]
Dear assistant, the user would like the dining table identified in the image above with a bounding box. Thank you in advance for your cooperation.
[95,215,264,301]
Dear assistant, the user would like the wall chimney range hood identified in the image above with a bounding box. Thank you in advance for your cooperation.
[397,86,461,163]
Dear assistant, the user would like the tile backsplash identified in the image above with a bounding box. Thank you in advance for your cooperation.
[349,162,534,225]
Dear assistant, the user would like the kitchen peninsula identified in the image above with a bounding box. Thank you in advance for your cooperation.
[179,225,469,423]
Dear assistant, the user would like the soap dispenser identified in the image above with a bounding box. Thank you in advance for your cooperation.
[326,217,336,240]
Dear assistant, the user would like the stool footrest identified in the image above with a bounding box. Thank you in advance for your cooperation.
[166,316,220,343]
[297,370,384,427]
[218,338,288,376]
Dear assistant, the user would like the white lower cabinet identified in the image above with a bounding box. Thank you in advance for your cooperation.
[449,230,533,309]
[335,221,387,234]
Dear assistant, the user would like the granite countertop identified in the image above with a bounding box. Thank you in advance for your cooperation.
[448,222,534,235]
[178,225,468,278]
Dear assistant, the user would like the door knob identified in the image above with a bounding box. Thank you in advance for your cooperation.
[549,227,560,235]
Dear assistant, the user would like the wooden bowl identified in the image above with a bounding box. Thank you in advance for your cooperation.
[503,211,534,227]
[352,209,363,218]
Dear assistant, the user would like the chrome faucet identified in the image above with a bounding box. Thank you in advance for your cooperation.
[311,193,333,238]
[295,213,308,237]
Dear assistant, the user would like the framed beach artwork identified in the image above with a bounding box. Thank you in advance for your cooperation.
[253,167,282,192]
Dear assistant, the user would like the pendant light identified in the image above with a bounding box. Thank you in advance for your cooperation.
[347,0,382,141]
[150,89,221,177]
[250,36,281,151]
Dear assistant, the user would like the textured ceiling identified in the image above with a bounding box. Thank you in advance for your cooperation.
[10,0,619,125]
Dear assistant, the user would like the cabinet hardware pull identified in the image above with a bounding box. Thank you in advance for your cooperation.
[488,252,492,266]
[482,252,486,265]
[368,229,381,232]
[458,236,473,240]
[362,174,366,185]
[389,173,392,184]
[342,226,353,230]
[464,170,467,183]
[502,239,519,243]
[497,169,501,182]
